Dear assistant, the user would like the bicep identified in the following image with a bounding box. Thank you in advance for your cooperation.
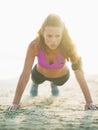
[70,54,84,73]
[22,43,36,76]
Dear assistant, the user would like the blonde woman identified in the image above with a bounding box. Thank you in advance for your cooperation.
[8,14,98,110]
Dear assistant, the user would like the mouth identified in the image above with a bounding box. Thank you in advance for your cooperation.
[50,44,57,49]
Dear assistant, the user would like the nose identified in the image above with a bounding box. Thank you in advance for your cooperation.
[51,37,56,42]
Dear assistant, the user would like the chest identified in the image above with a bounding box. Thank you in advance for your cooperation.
[44,53,58,64]
[38,50,66,69]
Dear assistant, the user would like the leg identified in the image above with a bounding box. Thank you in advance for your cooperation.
[51,82,59,96]
[30,65,46,96]
[50,69,70,96]
[30,82,38,96]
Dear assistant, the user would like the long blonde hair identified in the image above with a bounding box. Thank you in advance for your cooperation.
[37,13,76,59]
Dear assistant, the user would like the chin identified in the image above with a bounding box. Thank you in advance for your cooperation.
[50,46,58,50]
[50,48,57,50]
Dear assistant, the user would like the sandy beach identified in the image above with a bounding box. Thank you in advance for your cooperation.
[0,74,98,130]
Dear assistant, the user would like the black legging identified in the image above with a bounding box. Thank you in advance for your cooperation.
[31,65,70,85]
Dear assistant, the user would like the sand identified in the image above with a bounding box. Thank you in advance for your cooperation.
[0,74,98,130]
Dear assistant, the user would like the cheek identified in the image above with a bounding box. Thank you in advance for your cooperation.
[44,38,50,47]
[57,37,62,44]
[44,37,51,44]
[44,37,49,44]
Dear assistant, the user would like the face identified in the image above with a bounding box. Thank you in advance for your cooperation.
[43,26,63,50]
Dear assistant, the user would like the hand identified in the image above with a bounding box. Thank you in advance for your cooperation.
[85,103,98,110]
[8,104,20,111]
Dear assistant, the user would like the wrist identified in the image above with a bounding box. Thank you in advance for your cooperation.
[85,102,98,110]
[12,103,20,108]
[86,102,93,105]
[13,104,20,109]
[13,103,19,106]
[13,100,20,105]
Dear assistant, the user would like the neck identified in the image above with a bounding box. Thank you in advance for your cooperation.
[46,47,59,54]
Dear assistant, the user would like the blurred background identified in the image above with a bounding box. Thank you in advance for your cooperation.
[0,0,98,79]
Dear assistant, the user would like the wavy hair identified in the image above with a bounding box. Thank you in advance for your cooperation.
[36,14,76,59]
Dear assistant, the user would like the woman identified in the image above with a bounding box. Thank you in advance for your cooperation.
[8,13,97,110]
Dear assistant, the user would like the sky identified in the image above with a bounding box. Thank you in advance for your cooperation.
[0,0,98,79]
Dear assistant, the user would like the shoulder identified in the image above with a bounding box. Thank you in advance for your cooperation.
[69,50,81,64]
[27,38,39,56]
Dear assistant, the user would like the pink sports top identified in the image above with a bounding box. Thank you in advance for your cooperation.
[38,49,66,69]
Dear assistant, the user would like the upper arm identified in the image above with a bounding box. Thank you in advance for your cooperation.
[22,40,38,76]
[69,52,84,73]
[70,50,80,63]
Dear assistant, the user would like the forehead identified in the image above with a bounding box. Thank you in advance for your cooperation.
[44,26,63,33]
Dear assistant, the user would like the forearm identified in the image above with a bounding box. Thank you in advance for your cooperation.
[13,74,29,105]
[74,70,93,104]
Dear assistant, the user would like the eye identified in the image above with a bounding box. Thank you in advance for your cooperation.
[47,34,52,38]
[55,35,61,38]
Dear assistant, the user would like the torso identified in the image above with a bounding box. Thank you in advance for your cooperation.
[38,49,65,69]
[37,48,68,78]
[37,64,68,78]
[30,40,69,78]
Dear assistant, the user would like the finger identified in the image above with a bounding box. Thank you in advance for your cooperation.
[9,104,20,111]
[89,105,98,110]
[8,106,15,111]
[7,106,16,111]
[95,106,98,110]
[7,106,12,111]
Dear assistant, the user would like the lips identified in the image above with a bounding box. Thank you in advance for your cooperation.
[50,44,57,49]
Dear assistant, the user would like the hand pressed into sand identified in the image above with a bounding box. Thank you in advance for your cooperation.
[85,103,98,110]
[8,104,20,111]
